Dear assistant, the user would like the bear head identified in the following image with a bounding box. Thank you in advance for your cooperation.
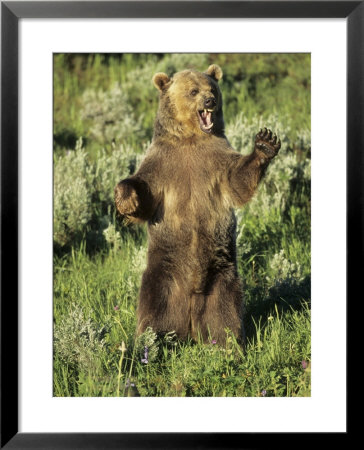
[152,64,225,138]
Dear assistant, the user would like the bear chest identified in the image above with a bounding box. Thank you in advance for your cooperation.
[163,159,225,215]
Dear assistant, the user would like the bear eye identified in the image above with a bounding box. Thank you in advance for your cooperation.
[190,89,199,96]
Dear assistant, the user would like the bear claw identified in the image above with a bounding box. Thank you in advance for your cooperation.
[114,182,140,216]
[255,128,281,158]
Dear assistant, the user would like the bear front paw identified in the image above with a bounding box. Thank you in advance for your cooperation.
[114,181,140,217]
[255,128,281,159]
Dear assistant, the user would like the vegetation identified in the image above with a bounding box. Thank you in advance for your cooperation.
[53,53,311,397]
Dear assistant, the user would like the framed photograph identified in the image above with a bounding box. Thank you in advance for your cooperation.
[2,1,358,448]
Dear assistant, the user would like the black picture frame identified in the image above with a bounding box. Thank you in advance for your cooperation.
[1,1,359,448]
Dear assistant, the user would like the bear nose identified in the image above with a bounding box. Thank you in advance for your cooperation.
[204,97,216,109]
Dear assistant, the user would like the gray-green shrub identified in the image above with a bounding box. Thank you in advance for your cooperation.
[54,139,92,246]
[81,83,145,146]
[54,140,146,249]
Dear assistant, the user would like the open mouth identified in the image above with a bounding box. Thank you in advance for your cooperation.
[198,109,214,133]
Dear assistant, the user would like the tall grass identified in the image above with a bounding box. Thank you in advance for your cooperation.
[53,53,311,397]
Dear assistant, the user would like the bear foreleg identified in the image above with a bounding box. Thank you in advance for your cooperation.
[114,177,155,223]
[229,128,281,206]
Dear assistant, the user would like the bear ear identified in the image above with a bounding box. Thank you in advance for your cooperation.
[205,64,223,82]
[153,72,170,91]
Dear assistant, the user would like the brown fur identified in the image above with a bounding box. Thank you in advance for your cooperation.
[115,65,280,344]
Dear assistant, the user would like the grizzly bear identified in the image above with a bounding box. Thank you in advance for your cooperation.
[115,64,280,344]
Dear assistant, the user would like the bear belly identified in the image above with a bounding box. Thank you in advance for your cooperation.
[147,206,237,295]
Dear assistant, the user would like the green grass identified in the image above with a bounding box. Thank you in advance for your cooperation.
[53,53,311,397]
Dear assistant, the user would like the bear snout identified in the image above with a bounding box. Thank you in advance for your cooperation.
[204,97,216,109]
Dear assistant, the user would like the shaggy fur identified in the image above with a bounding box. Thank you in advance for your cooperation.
[115,64,280,343]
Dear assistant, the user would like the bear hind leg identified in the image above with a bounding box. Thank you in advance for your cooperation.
[137,269,190,339]
[191,275,244,345]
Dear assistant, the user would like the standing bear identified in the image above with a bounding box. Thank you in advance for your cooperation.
[115,64,280,344]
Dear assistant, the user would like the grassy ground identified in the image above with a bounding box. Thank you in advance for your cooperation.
[53,53,311,397]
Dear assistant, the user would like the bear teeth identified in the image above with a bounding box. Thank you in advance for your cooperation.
[198,110,213,133]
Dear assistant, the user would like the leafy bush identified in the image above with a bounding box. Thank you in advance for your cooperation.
[53,139,92,246]
[267,249,304,283]
[81,83,145,147]
[54,303,111,372]
[93,144,145,206]
[54,140,146,250]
